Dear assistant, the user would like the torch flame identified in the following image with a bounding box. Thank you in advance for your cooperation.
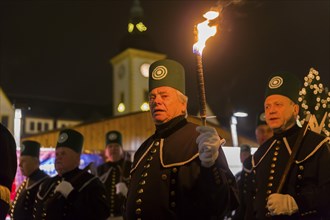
[193,10,219,55]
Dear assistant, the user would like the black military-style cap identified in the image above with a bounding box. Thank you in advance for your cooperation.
[265,72,301,103]
[56,129,84,153]
[149,59,185,94]
[21,140,41,157]
[105,130,122,146]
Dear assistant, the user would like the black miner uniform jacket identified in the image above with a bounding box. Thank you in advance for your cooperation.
[244,125,330,220]
[97,158,132,217]
[33,167,110,220]
[11,169,49,220]
[124,116,238,220]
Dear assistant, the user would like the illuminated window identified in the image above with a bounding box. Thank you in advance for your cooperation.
[136,22,147,32]
[30,122,35,131]
[128,23,134,33]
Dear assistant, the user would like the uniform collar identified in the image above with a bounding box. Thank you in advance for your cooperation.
[272,124,300,139]
[154,115,187,139]
[62,167,80,180]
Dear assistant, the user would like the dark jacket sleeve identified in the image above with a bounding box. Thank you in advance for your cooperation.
[293,142,330,218]
[67,177,110,220]
[199,147,239,218]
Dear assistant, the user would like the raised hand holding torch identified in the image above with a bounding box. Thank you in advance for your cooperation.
[193,6,226,167]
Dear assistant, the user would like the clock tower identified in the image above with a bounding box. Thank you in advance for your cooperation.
[110,0,166,116]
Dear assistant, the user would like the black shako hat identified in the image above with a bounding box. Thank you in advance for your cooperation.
[264,72,301,103]
[21,140,41,157]
[148,59,185,94]
[105,130,122,146]
[56,129,84,153]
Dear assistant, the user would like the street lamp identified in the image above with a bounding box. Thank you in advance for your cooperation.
[230,111,248,147]
[14,108,22,150]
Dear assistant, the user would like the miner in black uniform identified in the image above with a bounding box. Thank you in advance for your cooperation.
[124,59,238,220]
[11,140,49,220]
[232,111,273,220]
[0,123,17,220]
[33,129,110,220]
[234,144,252,183]
[97,130,132,219]
[244,72,330,219]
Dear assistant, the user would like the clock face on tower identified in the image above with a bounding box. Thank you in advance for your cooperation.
[139,63,150,78]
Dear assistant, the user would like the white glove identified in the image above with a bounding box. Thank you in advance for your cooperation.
[54,180,74,198]
[196,126,225,167]
[115,182,128,197]
[267,193,298,216]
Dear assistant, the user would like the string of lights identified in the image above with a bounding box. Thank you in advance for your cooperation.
[298,68,330,137]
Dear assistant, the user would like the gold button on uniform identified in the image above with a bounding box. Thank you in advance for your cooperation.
[135,208,142,215]
[161,174,167,180]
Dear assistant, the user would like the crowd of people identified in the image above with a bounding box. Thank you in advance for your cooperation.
[1,58,329,220]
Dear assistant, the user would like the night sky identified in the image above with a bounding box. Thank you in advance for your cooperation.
[1,0,329,139]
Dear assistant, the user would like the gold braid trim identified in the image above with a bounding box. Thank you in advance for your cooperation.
[0,184,10,205]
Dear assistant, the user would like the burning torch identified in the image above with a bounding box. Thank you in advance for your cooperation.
[193,7,222,126]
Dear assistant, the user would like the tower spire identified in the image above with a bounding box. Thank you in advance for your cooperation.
[120,0,157,52]
[128,0,147,34]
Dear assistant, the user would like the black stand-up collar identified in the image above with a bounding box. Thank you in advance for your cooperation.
[154,115,187,139]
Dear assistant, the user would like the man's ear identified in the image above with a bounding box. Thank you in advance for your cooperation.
[293,104,299,117]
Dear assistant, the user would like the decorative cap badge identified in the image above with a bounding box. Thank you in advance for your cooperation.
[109,133,118,141]
[259,112,266,122]
[152,65,167,80]
[58,132,68,143]
[269,76,283,89]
